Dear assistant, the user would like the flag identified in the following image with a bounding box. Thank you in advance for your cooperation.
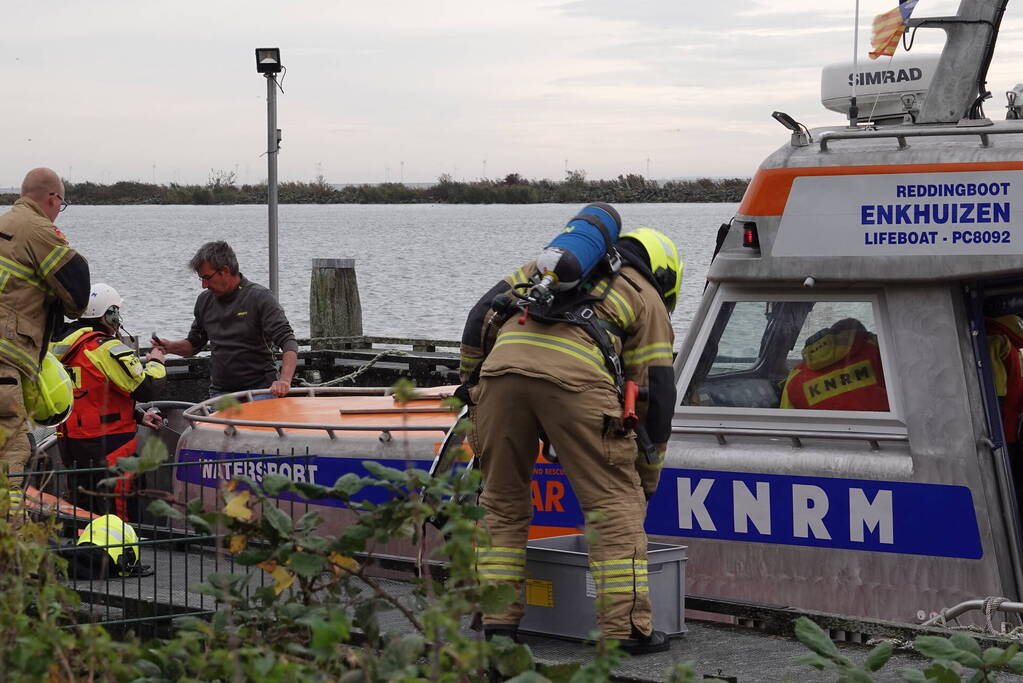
[869,0,919,59]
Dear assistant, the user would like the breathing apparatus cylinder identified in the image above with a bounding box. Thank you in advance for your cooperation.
[530,203,622,302]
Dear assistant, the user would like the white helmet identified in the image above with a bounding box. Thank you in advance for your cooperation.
[82,283,123,319]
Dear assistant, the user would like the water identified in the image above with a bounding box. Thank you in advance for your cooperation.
[58,203,737,345]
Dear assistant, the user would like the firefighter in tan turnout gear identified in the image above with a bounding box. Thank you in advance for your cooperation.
[0,168,90,483]
[460,210,681,654]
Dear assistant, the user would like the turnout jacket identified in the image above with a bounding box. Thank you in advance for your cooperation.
[52,326,167,438]
[460,261,677,448]
[186,275,298,393]
[0,198,89,379]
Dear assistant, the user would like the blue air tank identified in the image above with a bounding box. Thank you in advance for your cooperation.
[535,202,622,290]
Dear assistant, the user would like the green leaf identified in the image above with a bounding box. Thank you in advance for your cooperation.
[506,672,551,683]
[234,549,271,566]
[362,460,406,483]
[329,473,366,498]
[262,503,294,536]
[950,632,982,656]
[288,551,326,578]
[186,513,212,533]
[295,510,322,532]
[479,583,517,615]
[953,650,984,669]
[923,661,962,683]
[1008,653,1023,673]
[261,474,293,496]
[864,641,894,672]
[137,436,169,471]
[794,616,839,658]
[146,499,184,520]
[535,663,580,683]
[841,670,876,683]
[491,640,534,677]
[899,669,928,682]
[309,614,351,656]
[293,481,328,500]
[115,456,140,473]
[389,633,426,666]
[914,636,962,661]
[797,654,834,671]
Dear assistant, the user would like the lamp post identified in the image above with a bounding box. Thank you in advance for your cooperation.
[255,47,283,298]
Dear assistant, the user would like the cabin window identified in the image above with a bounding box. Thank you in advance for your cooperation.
[683,298,891,412]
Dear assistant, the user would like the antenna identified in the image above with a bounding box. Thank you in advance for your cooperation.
[850,0,860,127]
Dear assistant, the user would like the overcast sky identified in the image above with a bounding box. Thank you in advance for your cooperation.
[5,0,1021,187]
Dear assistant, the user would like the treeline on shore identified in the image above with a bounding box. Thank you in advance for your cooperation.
[0,171,749,206]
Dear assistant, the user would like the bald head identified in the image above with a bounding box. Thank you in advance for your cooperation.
[20,168,63,202]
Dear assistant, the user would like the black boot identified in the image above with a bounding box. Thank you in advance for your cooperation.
[618,628,670,655]
[484,625,521,683]
[483,624,520,643]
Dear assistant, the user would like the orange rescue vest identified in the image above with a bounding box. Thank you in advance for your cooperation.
[60,330,137,438]
[782,332,889,411]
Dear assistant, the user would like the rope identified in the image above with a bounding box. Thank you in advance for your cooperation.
[294,349,409,388]
[984,596,1010,633]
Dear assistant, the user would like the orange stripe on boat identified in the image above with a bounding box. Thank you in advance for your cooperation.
[738,161,1023,217]
[23,486,99,520]
[528,525,580,540]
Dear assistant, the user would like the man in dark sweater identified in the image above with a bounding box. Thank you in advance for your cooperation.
[154,241,298,397]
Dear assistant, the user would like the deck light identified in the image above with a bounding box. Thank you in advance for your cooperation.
[772,111,810,147]
[255,48,282,74]
[741,221,760,249]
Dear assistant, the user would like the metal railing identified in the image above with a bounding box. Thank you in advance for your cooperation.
[4,450,320,637]
[818,124,1023,152]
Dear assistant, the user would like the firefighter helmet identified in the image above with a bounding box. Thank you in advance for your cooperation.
[619,227,683,313]
[82,283,123,319]
[21,351,73,426]
[77,514,140,577]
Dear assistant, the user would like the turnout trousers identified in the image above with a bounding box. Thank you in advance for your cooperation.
[0,363,31,487]
[472,373,652,638]
[60,432,138,521]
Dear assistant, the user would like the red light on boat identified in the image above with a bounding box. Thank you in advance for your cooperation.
[742,222,760,249]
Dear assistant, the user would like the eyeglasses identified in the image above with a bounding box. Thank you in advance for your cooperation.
[49,192,69,213]
[197,268,221,282]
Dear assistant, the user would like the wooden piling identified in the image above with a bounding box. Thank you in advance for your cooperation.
[310,258,363,350]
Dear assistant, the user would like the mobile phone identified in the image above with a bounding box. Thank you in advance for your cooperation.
[151,332,160,343]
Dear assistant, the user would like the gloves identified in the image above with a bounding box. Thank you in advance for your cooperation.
[453,383,475,407]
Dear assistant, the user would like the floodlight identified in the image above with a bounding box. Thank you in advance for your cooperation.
[771,111,801,132]
[772,111,810,147]
[255,48,282,74]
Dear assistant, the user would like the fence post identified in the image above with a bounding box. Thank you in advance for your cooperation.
[310,258,363,350]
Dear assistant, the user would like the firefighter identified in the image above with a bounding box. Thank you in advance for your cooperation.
[985,314,1023,524]
[0,167,90,485]
[986,315,1023,443]
[52,284,166,519]
[780,317,890,411]
[460,226,681,654]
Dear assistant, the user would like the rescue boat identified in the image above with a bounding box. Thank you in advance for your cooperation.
[169,0,1023,626]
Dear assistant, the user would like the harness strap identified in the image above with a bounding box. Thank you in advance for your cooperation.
[571,213,614,250]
